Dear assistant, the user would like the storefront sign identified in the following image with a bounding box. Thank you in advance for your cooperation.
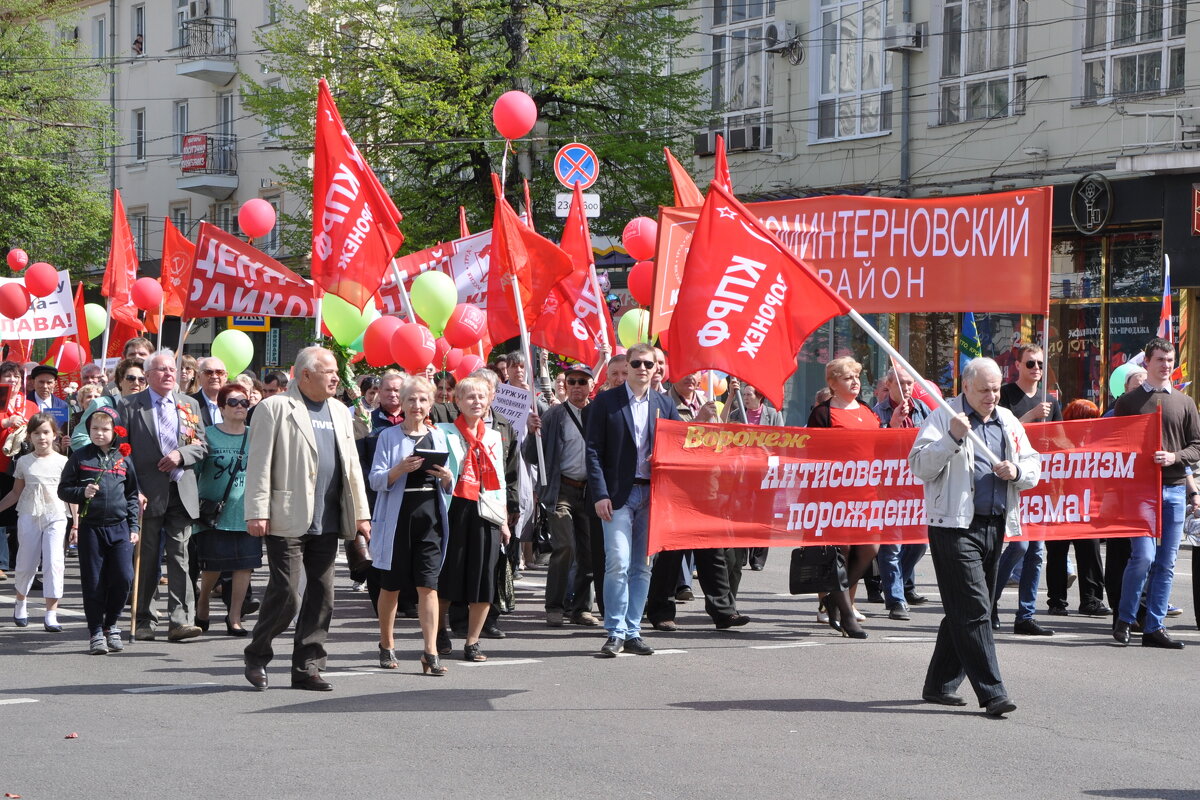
[1069,173,1113,236]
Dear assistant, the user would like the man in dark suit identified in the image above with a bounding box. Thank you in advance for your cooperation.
[27,364,69,426]
[585,342,682,658]
[117,349,208,642]
[191,356,227,427]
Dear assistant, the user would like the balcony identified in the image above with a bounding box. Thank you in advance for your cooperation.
[1115,102,1200,174]
[176,17,237,86]
[177,133,238,199]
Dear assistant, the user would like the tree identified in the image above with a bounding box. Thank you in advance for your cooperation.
[244,0,707,253]
[0,0,113,272]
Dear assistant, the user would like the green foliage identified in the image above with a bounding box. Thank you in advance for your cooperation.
[244,0,706,255]
[0,0,113,272]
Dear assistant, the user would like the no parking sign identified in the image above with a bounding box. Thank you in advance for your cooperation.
[553,143,599,189]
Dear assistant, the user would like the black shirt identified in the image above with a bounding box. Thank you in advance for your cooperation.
[999,382,1063,422]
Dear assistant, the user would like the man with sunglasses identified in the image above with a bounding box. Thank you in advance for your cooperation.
[191,357,228,427]
[585,343,683,657]
[993,343,1062,637]
[526,365,603,628]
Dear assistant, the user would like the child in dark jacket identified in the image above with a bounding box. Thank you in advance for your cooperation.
[59,406,140,655]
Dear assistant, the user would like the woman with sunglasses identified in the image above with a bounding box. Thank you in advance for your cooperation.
[193,384,261,636]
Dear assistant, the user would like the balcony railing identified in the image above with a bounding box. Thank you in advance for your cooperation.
[180,133,237,175]
[1118,103,1200,152]
[181,16,236,60]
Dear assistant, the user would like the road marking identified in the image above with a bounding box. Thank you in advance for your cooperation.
[883,636,938,642]
[0,698,38,705]
[459,658,543,667]
[316,671,374,678]
[124,683,218,694]
[751,642,827,649]
[616,648,687,657]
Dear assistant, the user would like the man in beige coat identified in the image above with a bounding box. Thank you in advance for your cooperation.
[243,346,370,691]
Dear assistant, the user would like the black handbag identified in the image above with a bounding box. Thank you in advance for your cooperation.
[789,546,849,595]
[198,433,246,529]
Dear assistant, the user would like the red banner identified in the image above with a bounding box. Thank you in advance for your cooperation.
[184,223,317,319]
[648,415,1160,553]
[651,187,1053,335]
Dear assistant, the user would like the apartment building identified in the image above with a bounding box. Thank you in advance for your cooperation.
[688,0,1200,417]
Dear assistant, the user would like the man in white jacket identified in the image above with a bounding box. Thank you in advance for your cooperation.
[909,357,1041,718]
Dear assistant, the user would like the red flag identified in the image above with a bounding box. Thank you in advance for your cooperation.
[522,179,535,232]
[458,206,471,238]
[3,339,30,364]
[312,78,405,310]
[102,190,145,331]
[487,174,575,343]
[531,184,614,363]
[666,182,851,408]
[161,217,195,318]
[106,318,142,361]
[185,223,318,319]
[665,147,704,207]
[713,133,732,191]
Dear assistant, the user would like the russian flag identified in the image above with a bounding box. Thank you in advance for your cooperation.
[1158,255,1173,342]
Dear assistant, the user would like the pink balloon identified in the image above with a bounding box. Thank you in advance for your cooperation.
[492,91,538,140]
[363,316,403,368]
[627,260,654,306]
[239,198,277,239]
[443,303,487,349]
[0,283,30,318]
[6,249,28,272]
[622,217,658,261]
[130,277,163,311]
[50,341,88,373]
[24,262,58,298]
[390,323,436,373]
[454,354,484,381]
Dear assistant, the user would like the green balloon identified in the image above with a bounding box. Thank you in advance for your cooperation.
[83,303,106,341]
[617,309,650,349]
[322,293,378,346]
[212,329,254,376]
[1109,361,1136,398]
[410,271,457,334]
[349,331,365,353]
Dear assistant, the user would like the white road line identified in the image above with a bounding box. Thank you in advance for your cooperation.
[0,698,38,705]
[751,642,828,649]
[616,648,687,657]
[315,671,374,678]
[883,636,938,642]
[124,683,218,694]
[458,658,543,667]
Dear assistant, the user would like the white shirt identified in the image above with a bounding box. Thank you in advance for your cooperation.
[626,385,651,480]
[202,391,223,424]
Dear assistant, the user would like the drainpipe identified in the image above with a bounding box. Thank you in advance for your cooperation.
[898,0,912,196]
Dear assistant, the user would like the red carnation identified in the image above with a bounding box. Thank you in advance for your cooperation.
[114,426,127,438]
[118,443,131,456]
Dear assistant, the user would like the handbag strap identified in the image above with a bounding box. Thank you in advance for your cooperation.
[216,432,247,504]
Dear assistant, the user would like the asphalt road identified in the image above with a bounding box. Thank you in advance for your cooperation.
[3,546,1200,800]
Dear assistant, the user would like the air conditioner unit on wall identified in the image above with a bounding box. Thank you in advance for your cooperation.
[883,22,925,52]
[764,21,798,53]
[188,0,210,19]
[727,126,762,151]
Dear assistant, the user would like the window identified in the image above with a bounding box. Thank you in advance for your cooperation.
[1083,0,1185,100]
[132,4,145,56]
[173,101,189,157]
[129,210,148,260]
[708,1,776,152]
[938,0,1028,124]
[169,203,190,235]
[261,196,281,255]
[215,202,235,233]
[176,0,188,48]
[816,0,894,141]
[94,15,106,60]
[132,109,146,162]
[264,0,281,25]
[262,79,282,140]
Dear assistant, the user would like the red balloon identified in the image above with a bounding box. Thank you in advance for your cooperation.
[627,260,654,306]
[454,354,484,381]
[434,337,452,370]
[445,348,464,373]
[363,316,403,368]
[23,262,58,298]
[443,303,487,349]
[622,217,658,261]
[49,341,88,373]
[492,91,538,139]
[6,249,28,272]
[239,198,277,239]
[350,350,366,364]
[0,283,30,318]
[390,323,436,373]
[130,277,163,311]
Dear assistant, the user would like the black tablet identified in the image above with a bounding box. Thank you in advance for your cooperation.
[414,448,449,471]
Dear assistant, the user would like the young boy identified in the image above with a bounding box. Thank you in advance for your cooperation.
[59,406,140,655]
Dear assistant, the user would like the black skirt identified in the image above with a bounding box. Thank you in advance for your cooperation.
[194,528,263,572]
[437,495,500,604]
[372,489,443,596]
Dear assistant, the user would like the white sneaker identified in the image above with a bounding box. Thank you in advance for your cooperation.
[350,581,367,592]
[105,627,124,652]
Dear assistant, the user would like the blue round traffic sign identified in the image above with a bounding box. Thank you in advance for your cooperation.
[554,143,599,190]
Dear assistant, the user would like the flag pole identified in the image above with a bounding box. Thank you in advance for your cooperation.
[314,298,323,340]
[511,278,547,486]
[1041,315,1050,405]
[388,260,417,321]
[98,298,112,376]
[155,295,165,350]
[846,309,999,466]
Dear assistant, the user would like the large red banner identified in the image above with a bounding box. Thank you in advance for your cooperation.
[650,187,1053,335]
[184,223,317,319]
[648,415,1160,553]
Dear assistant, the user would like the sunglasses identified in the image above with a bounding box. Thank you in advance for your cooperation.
[124,375,146,383]
[203,369,227,376]
[629,359,655,370]
[223,397,251,408]
[1025,360,1044,369]
[565,378,590,386]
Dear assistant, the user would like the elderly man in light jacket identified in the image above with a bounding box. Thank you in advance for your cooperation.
[909,357,1040,718]
[242,346,370,692]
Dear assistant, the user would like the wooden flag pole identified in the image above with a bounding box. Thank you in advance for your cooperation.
[98,298,112,377]
[510,278,547,486]
[155,294,165,350]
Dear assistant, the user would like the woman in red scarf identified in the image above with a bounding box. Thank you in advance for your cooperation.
[436,376,510,662]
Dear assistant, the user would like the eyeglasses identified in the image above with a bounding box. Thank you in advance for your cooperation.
[223,397,251,408]
[1025,360,1044,369]
[124,375,147,384]
[629,359,655,370]
[565,378,590,386]
[202,369,227,376]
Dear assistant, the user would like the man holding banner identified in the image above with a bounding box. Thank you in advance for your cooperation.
[910,357,1040,717]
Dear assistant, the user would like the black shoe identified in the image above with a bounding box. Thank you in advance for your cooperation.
[888,605,911,621]
[623,636,655,655]
[436,629,452,655]
[1142,628,1185,649]
[1013,619,1053,636]
[905,591,929,606]
[865,589,886,604]
[675,588,694,602]
[990,618,1001,631]
[1079,603,1112,616]
[599,636,624,658]
[1046,606,1069,617]
[242,596,261,617]
[401,605,419,619]
[195,617,211,633]
[244,665,268,691]
[1113,619,1131,645]
[714,613,750,630]
[291,673,333,691]
[985,696,1017,717]
[224,616,249,637]
[481,623,506,639]
[922,691,967,706]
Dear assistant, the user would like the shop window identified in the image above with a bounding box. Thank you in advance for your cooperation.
[1051,238,1103,300]
[1107,231,1162,298]
[1083,0,1186,101]
[1049,304,1103,408]
[938,0,1029,125]
[815,0,893,141]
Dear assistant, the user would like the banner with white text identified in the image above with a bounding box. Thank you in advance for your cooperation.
[0,270,78,340]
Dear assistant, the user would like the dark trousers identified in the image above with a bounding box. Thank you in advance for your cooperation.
[1104,538,1132,620]
[724,548,746,597]
[244,532,339,679]
[1045,538,1105,609]
[136,488,195,631]
[748,547,768,570]
[78,522,134,633]
[544,482,598,614]
[925,517,1008,706]
[646,547,737,624]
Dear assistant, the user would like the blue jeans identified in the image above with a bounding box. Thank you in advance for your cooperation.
[993,539,1044,622]
[1120,484,1185,632]
[602,485,652,639]
[877,543,927,608]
